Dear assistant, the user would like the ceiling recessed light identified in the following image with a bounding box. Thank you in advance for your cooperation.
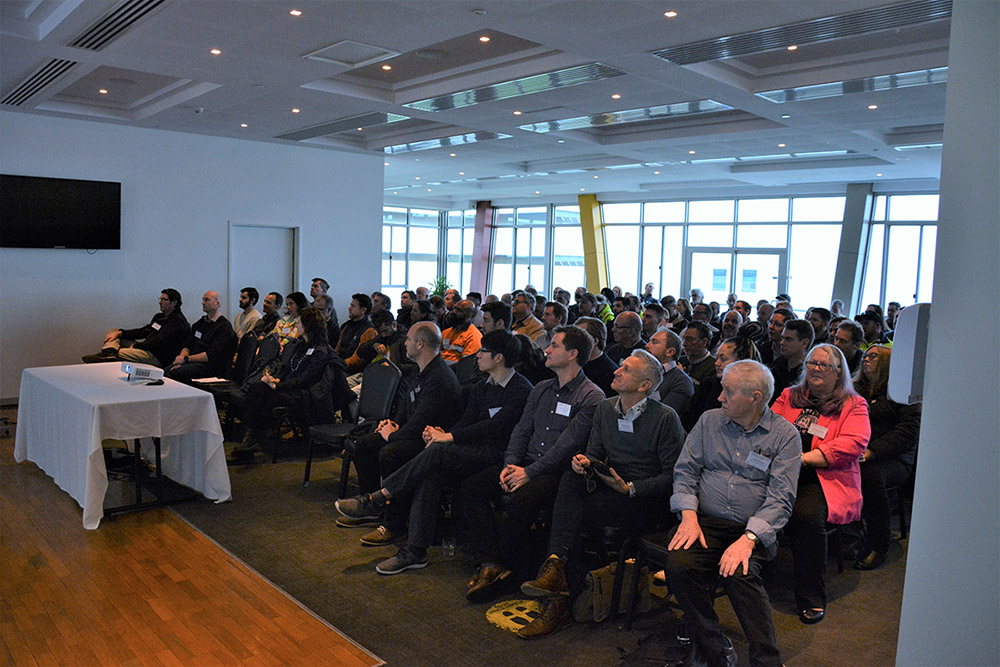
[778,143,786,147]
[688,150,696,154]
[357,127,363,131]
[449,153,456,157]
[210,48,222,55]
[580,188,586,191]
[593,175,599,179]
[535,191,540,194]
[664,10,678,18]
[393,191,398,195]
[427,188,432,192]
[415,176,420,180]
[98,88,108,94]
[876,172,883,176]
[787,45,798,51]
[459,171,465,175]
[513,110,522,115]
[289,9,302,16]
[557,139,565,143]
[781,114,791,119]
[240,123,248,128]
[868,104,878,110]
[382,64,392,71]
[611,94,621,100]
[479,35,490,43]
[653,171,660,175]
[384,161,389,166]
[291,108,300,113]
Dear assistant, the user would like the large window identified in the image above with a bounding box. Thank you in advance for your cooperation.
[445,209,475,294]
[491,207,548,295]
[860,194,938,310]
[551,206,585,293]
[381,207,440,294]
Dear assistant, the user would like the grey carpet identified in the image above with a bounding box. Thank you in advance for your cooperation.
[172,447,906,666]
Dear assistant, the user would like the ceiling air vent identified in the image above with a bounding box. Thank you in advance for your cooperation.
[2,58,77,106]
[653,0,952,65]
[69,0,168,51]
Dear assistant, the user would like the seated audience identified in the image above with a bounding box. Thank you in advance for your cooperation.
[854,345,920,570]
[855,311,893,350]
[410,299,437,324]
[274,292,309,350]
[575,316,617,398]
[668,360,800,667]
[644,327,694,418]
[440,299,483,363]
[511,291,545,342]
[832,319,865,375]
[371,291,391,316]
[337,293,376,360]
[83,288,189,367]
[313,294,341,349]
[335,330,533,574]
[481,300,512,333]
[251,292,282,339]
[686,334,760,430]
[309,277,338,324]
[166,290,237,382]
[807,307,832,345]
[606,312,644,365]
[344,310,400,375]
[347,322,462,545]
[460,326,603,602]
[396,290,416,330]
[761,307,794,367]
[771,319,814,403]
[678,321,716,389]
[535,301,568,350]
[233,287,262,341]
[772,344,870,625]
[517,350,685,639]
[641,302,666,341]
[716,310,743,353]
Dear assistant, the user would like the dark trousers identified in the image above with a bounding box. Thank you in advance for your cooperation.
[166,362,215,383]
[381,442,501,554]
[860,458,911,553]
[457,463,561,568]
[547,470,664,560]
[353,432,423,500]
[665,514,782,667]
[784,481,829,610]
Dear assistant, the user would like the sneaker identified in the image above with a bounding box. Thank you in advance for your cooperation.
[335,493,384,521]
[521,555,569,597]
[375,547,428,575]
[517,598,570,640]
[466,564,512,602]
[360,525,394,546]
[335,515,381,528]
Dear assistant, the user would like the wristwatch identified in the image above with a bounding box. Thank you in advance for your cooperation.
[744,530,760,547]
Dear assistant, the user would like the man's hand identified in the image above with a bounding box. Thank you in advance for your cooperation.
[423,426,453,447]
[376,420,399,442]
[500,464,529,492]
[571,454,590,475]
[374,343,389,357]
[170,354,186,367]
[719,535,755,578]
[668,511,707,551]
[103,329,121,345]
[596,465,629,495]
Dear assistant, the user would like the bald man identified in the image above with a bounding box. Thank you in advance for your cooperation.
[605,311,644,365]
[166,290,237,382]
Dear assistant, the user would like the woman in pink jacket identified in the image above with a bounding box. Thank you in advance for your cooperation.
[772,343,871,625]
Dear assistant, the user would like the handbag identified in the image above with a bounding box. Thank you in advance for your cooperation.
[571,560,651,623]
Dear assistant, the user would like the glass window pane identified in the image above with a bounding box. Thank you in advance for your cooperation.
[554,206,580,225]
[689,200,734,223]
[463,228,475,262]
[391,259,406,286]
[462,264,472,295]
[735,254,781,309]
[792,197,845,222]
[861,224,885,312]
[737,198,788,222]
[447,210,463,227]
[517,207,547,226]
[446,229,461,262]
[383,206,407,224]
[873,196,887,221]
[495,208,515,226]
[516,227,531,257]
[491,228,514,294]
[515,263,530,292]
[888,194,940,221]
[552,226,585,292]
[884,226,921,306]
[382,260,391,288]
[410,260,437,288]
[641,226,663,294]
[606,225,640,292]
[917,226,937,303]
[644,201,685,223]
[602,203,640,224]
[661,227,683,298]
[687,225,733,247]
[737,224,788,248]
[410,209,439,227]
[409,227,438,254]
[689,252,732,305]
[391,226,406,253]
[382,226,391,252]
[788,224,842,316]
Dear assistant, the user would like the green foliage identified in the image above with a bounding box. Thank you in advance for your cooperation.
[431,276,451,297]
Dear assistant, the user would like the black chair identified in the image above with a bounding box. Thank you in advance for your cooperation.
[303,360,401,493]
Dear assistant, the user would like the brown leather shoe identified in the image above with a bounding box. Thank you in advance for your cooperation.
[359,525,394,546]
[517,598,571,639]
[521,555,569,597]
[466,564,512,602]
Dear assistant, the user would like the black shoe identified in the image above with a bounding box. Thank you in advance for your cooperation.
[854,550,888,570]
[799,608,825,624]
[226,447,257,465]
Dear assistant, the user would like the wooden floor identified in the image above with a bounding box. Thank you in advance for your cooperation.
[0,430,382,667]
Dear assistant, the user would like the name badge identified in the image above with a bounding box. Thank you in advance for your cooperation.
[409,390,416,402]
[555,401,572,417]
[488,407,502,418]
[617,419,633,433]
[746,451,771,472]
[807,423,829,439]
[151,322,161,331]
[194,330,202,339]
[442,339,450,348]
[306,348,315,355]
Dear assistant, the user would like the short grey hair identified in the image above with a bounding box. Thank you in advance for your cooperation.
[629,349,664,393]
[722,359,774,404]
[410,321,442,349]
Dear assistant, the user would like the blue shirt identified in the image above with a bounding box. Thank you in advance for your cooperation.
[670,407,800,547]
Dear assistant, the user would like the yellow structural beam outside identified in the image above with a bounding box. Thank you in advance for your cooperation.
[577,194,608,292]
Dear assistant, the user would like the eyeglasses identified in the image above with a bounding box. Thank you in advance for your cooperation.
[862,352,881,361]
[805,360,838,371]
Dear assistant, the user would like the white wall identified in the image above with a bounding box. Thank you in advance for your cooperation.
[895,2,1000,664]
[0,112,383,400]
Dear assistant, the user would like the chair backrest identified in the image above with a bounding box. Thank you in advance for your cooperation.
[357,361,402,423]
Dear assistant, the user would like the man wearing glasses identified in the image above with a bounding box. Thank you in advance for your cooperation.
[606,311,644,365]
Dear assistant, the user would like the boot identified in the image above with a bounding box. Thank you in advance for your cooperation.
[517,598,570,639]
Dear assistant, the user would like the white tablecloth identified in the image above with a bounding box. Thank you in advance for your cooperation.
[14,364,232,529]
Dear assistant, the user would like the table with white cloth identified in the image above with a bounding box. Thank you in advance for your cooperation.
[14,364,232,529]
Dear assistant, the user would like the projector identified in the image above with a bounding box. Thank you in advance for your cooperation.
[120,361,164,385]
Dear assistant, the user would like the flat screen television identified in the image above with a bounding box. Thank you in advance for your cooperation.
[1,174,121,249]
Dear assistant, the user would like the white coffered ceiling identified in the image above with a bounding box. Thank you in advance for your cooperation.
[1,0,950,208]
